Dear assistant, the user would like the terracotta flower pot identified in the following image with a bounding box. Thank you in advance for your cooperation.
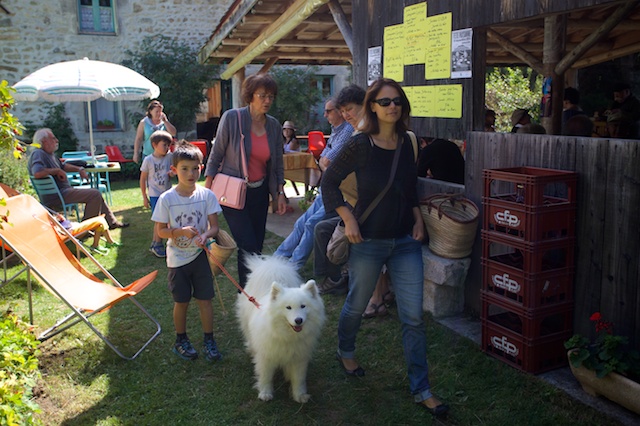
[568,351,640,415]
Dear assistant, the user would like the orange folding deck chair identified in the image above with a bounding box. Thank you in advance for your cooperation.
[0,193,161,360]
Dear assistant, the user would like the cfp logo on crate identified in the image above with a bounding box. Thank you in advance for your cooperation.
[491,335,519,356]
[492,273,521,293]
[494,210,521,227]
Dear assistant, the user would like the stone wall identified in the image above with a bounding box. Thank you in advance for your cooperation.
[0,0,235,155]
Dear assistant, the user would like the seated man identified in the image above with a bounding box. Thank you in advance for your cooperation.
[273,96,355,270]
[417,137,465,184]
[28,128,128,230]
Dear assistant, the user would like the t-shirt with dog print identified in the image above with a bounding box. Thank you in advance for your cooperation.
[151,185,221,268]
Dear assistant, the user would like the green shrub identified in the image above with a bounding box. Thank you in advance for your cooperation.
[0,152,32,195]
[0,310,42,426]
[22,104,78,154]
[485,67,543,132]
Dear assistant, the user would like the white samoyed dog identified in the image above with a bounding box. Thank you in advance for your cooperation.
[237,254,326,403]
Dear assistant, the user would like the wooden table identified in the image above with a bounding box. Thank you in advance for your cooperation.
[283,152,321,193]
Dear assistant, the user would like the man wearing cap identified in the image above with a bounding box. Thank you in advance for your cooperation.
[282,121,300,153]
[606,83,640,139]
[510,108,531,133]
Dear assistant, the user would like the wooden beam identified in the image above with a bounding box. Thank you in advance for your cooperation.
[487,29,544,74]
[220,0,332,79]
[573,41,640,68]
[222,38,347,48]
[198,0,261,64]
[258,57,279,74]
[487,41,614,52]
[327,0,353,54]
[244,14,341,26]
[555,0,640,75]
[255,52,351,61]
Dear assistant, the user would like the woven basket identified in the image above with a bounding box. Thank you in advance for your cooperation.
[420,194,479,259]
[206,230,237,276]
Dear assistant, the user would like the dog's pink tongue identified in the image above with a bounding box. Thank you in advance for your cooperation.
[293,325,303,332]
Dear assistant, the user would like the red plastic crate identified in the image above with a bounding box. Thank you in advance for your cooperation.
[482,319,570,374]
[481,230,575,274]
[482,260,574,309]
[483,167,577,207]
[481,292,573,339]
[483,198,576,242]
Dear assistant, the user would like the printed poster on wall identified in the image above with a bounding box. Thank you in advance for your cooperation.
[368,46,382,86]
[451,28,473,79]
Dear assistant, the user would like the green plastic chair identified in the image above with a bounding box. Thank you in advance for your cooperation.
[29,175,81,219]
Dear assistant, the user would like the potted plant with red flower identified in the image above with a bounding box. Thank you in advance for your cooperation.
[564,312,640,414]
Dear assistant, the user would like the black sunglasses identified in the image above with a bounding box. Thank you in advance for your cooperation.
[372,97,403,107]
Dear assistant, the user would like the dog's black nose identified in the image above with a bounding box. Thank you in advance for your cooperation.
[295,318,303,325]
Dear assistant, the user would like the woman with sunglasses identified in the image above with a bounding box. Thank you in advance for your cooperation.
[321,78,449,417]
[133,100,177,164]
[204,73,286,288]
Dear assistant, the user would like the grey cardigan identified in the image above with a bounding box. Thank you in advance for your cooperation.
[204,106,284,201]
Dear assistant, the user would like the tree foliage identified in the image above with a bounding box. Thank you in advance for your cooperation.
[0,80,24,152]
[269,67,323,135]
[485,67,543,132]
[123,35,220,137]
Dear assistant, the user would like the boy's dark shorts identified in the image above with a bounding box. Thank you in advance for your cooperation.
[167,251,214,303]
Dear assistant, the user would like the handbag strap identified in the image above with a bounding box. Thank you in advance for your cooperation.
[357,134,403,224]
[236,109,249,182]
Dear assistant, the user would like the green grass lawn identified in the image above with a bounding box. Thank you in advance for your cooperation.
[1,180,621,425]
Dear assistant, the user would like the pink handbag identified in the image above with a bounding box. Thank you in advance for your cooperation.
[212,110,248,209]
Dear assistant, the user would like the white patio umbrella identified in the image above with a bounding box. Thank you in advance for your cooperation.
[13,57,160,162]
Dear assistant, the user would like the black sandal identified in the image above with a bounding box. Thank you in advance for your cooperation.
[335,352,365,377]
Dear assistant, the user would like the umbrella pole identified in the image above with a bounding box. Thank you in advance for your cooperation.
[86,101,95,164]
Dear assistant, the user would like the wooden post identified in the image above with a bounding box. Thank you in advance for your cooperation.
[328,0,353,54]
[543,15,566,135]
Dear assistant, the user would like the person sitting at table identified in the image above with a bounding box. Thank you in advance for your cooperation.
[510,108,531,133]
[561,87,586,135]
[516,123,546,135]
[605,82,640,139]
[485,109,496,132]
[282,121,300,153]
[274,94,355,271]
[565,115,594,137]
[417,137,465,184]
[28,128,129,230]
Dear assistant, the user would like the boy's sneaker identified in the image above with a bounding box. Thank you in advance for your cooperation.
[173,339,198,360]
[203,339,222,361]
[150,242,166,258]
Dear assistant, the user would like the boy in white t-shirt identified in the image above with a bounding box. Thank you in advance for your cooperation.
[140,130,173,257]
[151,141,223,361]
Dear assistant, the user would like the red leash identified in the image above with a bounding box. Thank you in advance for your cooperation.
[203,245,260,309]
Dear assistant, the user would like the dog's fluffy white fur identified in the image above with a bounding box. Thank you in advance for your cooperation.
[236,255,326,403]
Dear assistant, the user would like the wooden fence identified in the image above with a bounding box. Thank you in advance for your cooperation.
[418,132,640,347]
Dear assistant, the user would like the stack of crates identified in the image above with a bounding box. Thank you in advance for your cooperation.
[481,166,578,374]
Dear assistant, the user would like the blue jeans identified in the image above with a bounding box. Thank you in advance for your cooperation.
[337,235,432,402]
[274,193,325,270]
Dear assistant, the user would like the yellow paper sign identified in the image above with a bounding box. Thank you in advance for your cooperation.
[383,24,405,82]
[403,2,428,65]
[406,85,462,118]
[425,13,452,80]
